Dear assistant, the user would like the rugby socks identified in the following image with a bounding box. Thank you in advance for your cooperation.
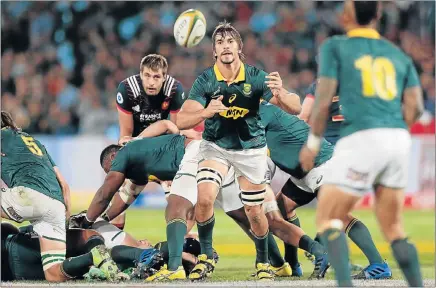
[298,235,326,259]
[284,214,300,268]
[252,229,269,264]
[110,245,143,266]
[61,253,94,278]
[85,235,105,253]
[167,218,187,270]
[346,218,384,264]
[197,214,215,259]
[320,228,352,287]
[391,238,423,287]
[268,233,285,267]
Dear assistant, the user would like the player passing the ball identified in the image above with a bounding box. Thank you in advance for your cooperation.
[299,1,424,286]
[176,21,302,281]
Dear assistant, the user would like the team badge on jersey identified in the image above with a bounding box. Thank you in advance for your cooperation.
[117,92,124,104]
[242,83,252,96]
[161,100,170,110]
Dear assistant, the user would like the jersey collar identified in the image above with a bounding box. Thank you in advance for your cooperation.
[213,63,245,84]
[347,28,380,39]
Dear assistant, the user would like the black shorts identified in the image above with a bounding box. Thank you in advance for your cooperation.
[5,233,45,280]
[281,179,318,207]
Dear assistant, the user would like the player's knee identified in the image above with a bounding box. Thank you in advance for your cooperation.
[166,196,192,220]
[196,196,214,214]
[196,167,223,189]
[265,210,284,227]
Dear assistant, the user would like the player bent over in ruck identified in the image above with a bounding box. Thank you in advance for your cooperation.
[0,111,119,282]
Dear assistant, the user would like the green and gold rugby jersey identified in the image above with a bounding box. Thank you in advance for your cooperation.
[1,128,64,205]
[319,28,420,138]
[260,102,333,179]
[188,63,273,150]
[110,134,185,184]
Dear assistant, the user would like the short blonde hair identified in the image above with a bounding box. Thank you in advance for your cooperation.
[140,54,168,75]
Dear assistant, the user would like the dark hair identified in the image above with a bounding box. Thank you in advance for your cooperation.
[353,1,379,26]
[1,111,19,131]
[100,144,122,167]
[140,54,168,75]
[212,21,246,61]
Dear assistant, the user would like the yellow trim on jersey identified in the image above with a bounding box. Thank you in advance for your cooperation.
[214,63,245,84]
[347,28,380,39]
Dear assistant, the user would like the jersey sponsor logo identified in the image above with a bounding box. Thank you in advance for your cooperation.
[219,106,249,119]
[140,113,162,122]
[242,83,252,96]
[117,92,124,104]
[229,94,237,104]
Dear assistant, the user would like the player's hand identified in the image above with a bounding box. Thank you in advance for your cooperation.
[202,96,228,119]
[299,145,316,172]
[119,136,134,146]
[68,210,94,229]
[265,72,283,96]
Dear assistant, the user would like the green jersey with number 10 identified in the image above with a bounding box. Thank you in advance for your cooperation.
[319,28,420,138]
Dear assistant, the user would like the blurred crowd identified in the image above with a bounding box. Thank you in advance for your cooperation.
[1,1,435,136]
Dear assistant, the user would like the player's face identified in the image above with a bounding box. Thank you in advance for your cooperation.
[214,34,240,65]
[103,153,116,173]
[140,67,165,96]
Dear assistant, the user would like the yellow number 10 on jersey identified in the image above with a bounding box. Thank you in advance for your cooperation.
[21,135,43,156]
[355,55,398,101]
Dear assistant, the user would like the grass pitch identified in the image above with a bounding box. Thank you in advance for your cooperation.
[3,208,435,286]
[123,208,435,281]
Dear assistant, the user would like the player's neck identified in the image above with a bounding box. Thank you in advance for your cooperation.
[346,22,378,33]
[216,60,242,83]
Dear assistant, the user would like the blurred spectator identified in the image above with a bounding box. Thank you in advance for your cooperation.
[1,1,434,135]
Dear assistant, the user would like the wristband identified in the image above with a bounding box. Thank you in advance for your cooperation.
[307,133,321,153]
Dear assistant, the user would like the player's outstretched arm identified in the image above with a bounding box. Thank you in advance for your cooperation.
[103,181,145,221]
[137,120,180,138]
[176,98,228,130]
[270,89,302,115]
[299,95,315,122]
[118,109,134,144]
[53,166,72,218]
[403,86,424,128]
[86,171,126,224]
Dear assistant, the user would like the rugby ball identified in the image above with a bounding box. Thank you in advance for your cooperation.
[173,9,206,48]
